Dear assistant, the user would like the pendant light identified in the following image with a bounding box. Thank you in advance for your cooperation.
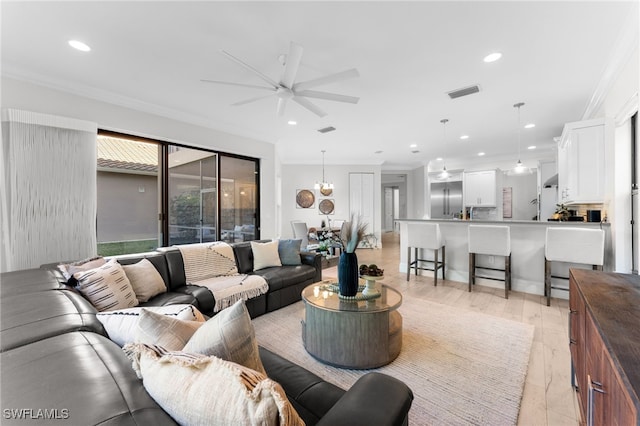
[439,119,450,179]
[511,102,532,175]
[314,150,334,191]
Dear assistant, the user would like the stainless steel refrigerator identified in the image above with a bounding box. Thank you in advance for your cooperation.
[430,181,463,219]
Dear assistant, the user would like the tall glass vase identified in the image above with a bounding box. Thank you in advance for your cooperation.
[338,252,359,296]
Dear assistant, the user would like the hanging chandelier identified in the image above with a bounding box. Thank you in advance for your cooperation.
[314,150,334,191]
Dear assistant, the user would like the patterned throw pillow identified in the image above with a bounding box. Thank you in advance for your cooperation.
[122,343,304,426]
[251,240,282,271]
[183,299,266,375]
[58,256,106,283]
[136,308,204,350]
[74,259,138,312]
[121,258,167,303]
[96,304,205,347]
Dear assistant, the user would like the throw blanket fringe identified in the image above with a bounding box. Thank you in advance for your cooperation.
[194,274,269,313]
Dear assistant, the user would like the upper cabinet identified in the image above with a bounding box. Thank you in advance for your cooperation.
[558,118,613,205]
[464,169,497,207]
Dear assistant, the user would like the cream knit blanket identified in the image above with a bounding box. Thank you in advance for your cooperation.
[194,275,268,313]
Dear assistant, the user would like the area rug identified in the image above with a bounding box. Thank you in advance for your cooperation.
[252,296,534,425]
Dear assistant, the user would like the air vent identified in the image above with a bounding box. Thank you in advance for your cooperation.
[447,85,480,99]
[411,150,420,154]
[317,126,336,134]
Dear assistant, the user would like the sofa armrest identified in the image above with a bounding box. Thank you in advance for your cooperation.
[316,372,413,426]
[301,251,322,282]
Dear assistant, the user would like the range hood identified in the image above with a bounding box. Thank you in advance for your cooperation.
[543,173,558,188]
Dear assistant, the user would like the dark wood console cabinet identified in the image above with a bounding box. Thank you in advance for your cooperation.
[569,269,640,425]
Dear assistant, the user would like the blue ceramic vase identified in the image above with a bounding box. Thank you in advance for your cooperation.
[338,252,359,296]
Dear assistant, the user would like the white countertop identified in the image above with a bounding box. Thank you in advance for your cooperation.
[397,218,610,227]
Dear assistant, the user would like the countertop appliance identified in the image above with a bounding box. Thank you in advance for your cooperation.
[587,210,601,222]
[430,180,463,219]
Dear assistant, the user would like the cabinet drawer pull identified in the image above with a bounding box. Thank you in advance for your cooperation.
[570,339,577,345]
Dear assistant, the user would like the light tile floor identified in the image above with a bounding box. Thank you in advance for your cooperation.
[323,232,581,425]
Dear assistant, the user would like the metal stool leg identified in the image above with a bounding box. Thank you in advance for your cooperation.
[468,253,475,292]
[505,254,511,299]
[441,246,446,281]
[406,246,412,281]
[433,248,438,287]
[545,257,551,306]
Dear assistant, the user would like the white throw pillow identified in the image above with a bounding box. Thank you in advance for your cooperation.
[58,256,106,281]
[121,259,167,303]
[136,308,204,350]
[251,240,282,271]
[74,259,138,312]
[123,343,304,426]
[183,299,266,375]
[97,304,205,347]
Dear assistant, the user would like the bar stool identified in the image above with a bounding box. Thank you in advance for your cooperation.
[468,225,511,298]
[544,227,604,306]
[406,223,445,286]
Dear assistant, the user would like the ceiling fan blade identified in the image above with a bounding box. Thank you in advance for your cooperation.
[296,90,359,104]
[231,93,276,106]
[293,68,360,91]
[220,49,280,88]
[293,96,327,118]
[200,79,276,92]
[277,97,289,116]
[280,42,304,89]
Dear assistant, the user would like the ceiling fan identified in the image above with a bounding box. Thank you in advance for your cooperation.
[201,42,360,118]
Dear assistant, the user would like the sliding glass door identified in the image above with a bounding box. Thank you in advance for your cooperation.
[167,147,217,245]
[219,155,259,243]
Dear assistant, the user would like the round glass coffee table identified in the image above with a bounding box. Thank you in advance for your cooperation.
[301,280,403,369]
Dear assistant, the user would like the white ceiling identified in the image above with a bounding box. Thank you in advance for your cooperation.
[2,1,638,170]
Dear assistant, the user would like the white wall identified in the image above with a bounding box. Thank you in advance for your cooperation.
[592,43,638,273]
[502,173,538,220]
[280,163,382,245]
[1,77,279,240]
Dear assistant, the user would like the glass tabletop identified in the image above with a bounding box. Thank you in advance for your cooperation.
[302,280,402,313]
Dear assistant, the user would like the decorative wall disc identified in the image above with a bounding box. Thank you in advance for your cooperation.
[320,186,333,196]
[319,199,335,214]
[296,189,315,208]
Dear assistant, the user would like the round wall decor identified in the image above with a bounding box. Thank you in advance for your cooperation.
[320,186,333,196]
[319,199,335,214]
[296,189,315,208]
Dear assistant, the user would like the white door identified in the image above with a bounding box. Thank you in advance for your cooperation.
[384,187,393,231]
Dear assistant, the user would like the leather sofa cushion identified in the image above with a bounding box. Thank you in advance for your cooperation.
[0,268,65,297]
[139,291,196,308]
[0,290,105,352]
[252,265,317,292]
[0,332,177,425]
[259,346,345,425]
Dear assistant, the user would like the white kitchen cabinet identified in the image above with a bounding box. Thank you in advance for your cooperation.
[464,170,497,207]
[557,118,612,205]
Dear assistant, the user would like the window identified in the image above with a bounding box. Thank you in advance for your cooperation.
[96,131,260,255]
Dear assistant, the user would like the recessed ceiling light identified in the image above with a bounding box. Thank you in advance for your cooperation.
[483,52,502,63]
[68,40,91,52]
[460,135,469,140]
[287,120,297,125]
[478,152,486,156]
[409,143,417,148]
[436,157,443,161]
[524,123,536,129]
[527,145,537,150]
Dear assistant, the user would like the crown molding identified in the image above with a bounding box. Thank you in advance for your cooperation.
[582,7,639,120]
[2,67,276,145]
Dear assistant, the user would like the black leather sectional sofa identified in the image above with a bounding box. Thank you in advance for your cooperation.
[0,241,414,425]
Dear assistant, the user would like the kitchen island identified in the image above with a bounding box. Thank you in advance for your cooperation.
[398,219,612,298]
